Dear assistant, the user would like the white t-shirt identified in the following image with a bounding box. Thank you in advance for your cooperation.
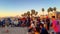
[31,23,35,28]
[14,21,18,25]
[41,21,44,24]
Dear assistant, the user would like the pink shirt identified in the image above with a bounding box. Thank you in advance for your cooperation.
[52,19,58,32]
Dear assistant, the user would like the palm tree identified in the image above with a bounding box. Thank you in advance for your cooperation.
[27,11,30,17]
[53,7,57,19]
[42,8,44,15]
[49,7,53,12]
[31,9,35,16]
[47,8,50,18]
[53,7,56,11]
[42,8,44,18]
[24,13,27,17]
[21,14,24,17]
[35,11,38,16]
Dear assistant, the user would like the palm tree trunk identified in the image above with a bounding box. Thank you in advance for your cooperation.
[48,12,49,18]
[43,11,44,18]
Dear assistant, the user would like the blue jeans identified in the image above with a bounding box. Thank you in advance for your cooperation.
[56,32,60,34]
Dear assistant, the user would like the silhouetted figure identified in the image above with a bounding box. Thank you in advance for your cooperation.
[40,24,48,34]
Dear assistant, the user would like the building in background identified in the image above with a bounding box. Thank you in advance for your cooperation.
[56,11,60,18]
[49,11,60,19]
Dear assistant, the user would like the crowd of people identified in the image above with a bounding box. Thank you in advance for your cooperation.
[0,15,60,34]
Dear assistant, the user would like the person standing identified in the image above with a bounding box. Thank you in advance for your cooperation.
[40,24,48,34]
[52,16,58,34]
[56,14,60,34]
[13,18,19,27]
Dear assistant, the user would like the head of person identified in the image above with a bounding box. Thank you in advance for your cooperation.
[40,24,44,29]
[57,14,60,19]
[52,16,55,20]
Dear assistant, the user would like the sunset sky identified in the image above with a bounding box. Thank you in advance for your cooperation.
[0,0,60,17]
